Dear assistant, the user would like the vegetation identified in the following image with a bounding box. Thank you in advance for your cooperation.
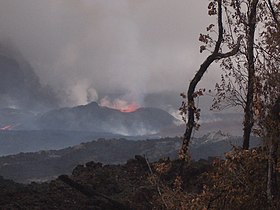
[0,156,211,209]
[153,147,280,209]
[178,0,280,208]
[0,151,278,209]
[180,0,241,161]
[0,1,279,209]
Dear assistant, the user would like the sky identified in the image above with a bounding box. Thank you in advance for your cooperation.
[0,0,221,112]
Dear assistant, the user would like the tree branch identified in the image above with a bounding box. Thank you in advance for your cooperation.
[58,175,131,210]
[180,0,241,160]
[267,0,280,28]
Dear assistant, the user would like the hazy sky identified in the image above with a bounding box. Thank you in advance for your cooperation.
[0,0,220,111]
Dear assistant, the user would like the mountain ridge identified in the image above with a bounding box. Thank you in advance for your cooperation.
[35,101,177,136]
[0,132,261,183]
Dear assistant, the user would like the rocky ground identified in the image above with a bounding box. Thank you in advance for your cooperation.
[0,155,211,209]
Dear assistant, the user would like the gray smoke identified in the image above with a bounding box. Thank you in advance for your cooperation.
[0,42,59,111]
[0,0,218,111]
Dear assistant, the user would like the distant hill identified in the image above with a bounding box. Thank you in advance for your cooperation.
[0,102,179,157]
[36,102,178,136]
[0,132,261,183]
[0,108,36,130]
[0,130,124,156]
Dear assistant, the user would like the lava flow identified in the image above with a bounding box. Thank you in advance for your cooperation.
[0,125,13,131]
[119,102,139,113]
[100,97,140,113]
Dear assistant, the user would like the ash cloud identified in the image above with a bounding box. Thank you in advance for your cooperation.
[0,0,217,111]
[0,42,58,111]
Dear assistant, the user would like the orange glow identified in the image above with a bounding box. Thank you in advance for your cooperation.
[119,102,139,113]
[0,125,13,131]
[100,97,140,113]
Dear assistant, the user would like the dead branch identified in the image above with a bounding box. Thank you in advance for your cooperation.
[58,175,131,210]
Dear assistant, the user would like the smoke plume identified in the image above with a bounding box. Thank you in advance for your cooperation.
[0,0,217,111]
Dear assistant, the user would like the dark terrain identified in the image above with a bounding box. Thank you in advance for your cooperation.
[0,156,211,209]
[0,133,261,183]
[0,130,124,156]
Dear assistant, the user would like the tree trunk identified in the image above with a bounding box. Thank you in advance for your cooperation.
[181,55,217,160]
[267,141,278,202]
[242,0,259,150]
[267,97,280,202]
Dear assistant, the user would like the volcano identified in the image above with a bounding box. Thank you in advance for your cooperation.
[36,102,178,136]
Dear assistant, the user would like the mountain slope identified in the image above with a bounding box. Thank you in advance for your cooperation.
[0,108,36,130]
[0,133,261,183]
[36,102,177,135]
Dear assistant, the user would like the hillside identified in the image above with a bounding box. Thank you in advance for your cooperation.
[0,130,124,156]
[0,101,179,137]
[0,147,278,209]
[0,156,211,209]
[36,102,177,136]
[0,132,261,183]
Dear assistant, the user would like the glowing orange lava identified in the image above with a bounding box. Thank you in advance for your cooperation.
[119,102,139,113]
[100,97,140,113]
[0,125,13,131]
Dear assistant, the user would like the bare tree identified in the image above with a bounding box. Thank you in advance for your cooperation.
[180,0,241,160]
[209,0,260,149]
[242,0,259,149]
